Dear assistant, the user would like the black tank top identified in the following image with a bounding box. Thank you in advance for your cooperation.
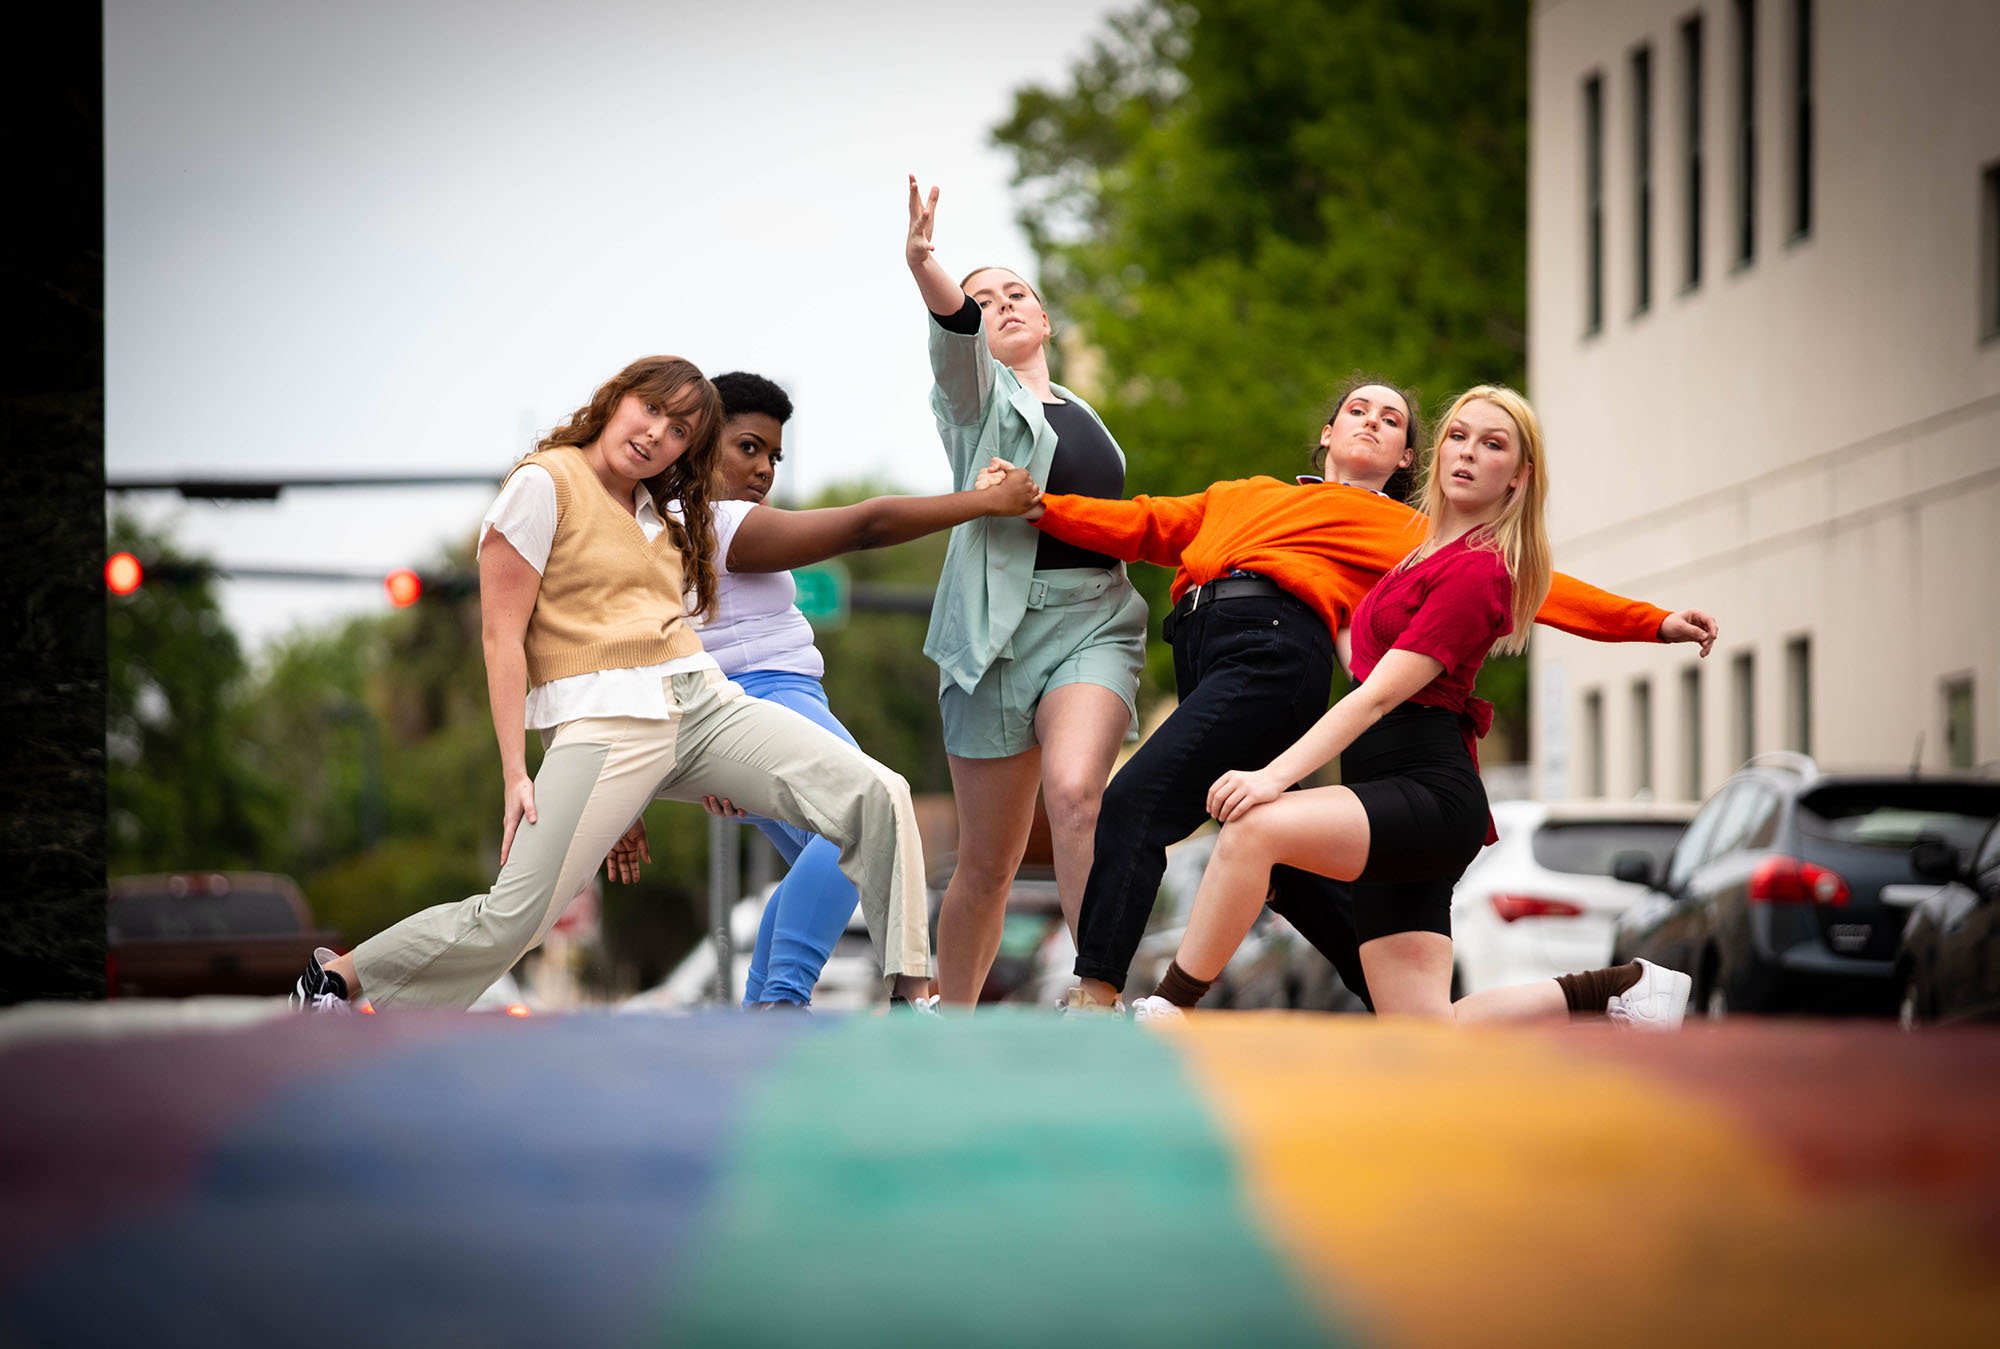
[1035,399,1124,571]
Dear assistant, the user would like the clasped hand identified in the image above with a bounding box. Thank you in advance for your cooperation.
[973,458,1044,518]
[1207,767,1289,824]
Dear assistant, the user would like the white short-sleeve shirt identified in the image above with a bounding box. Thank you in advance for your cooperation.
[479,464,717,729]
[682,499,824,679]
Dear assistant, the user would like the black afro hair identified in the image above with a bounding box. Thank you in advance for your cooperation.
[711,371,794,425]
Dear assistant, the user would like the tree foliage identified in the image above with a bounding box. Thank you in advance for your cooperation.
[993,0,1533,730]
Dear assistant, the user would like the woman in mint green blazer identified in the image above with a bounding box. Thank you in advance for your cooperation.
[905,176,1149,1007]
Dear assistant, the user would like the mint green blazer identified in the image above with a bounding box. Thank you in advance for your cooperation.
[921,312,1130,693]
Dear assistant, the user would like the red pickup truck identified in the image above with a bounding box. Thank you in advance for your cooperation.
[107,872,342,998]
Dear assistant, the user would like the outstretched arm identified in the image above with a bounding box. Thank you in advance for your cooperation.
[1207,649,1444,822]
[1538,571,1717,654]
[1030,490,1211,569]
[724,462,1042,573]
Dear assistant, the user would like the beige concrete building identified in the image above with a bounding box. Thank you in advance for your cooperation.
[1527,0,2000,801]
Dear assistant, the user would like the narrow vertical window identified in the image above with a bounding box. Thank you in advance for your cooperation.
[1681,665,1704,800]
[1633,679,1655,795]
[1633,45,1654,313]
[1682,13,1705,289]
[1943,677,1976,769]
[1584,73,1605,333]
[1732,651,1756,765]
[1785,635,1812,755]
[1791,0,1813,238]
[1982,162,2000,340]
[1734,0,1757,266]
[1584,689,1606,797]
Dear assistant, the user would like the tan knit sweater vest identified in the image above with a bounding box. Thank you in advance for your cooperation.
[510,446,705,685]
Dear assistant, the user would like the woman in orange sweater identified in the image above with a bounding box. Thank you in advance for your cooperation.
[988,374,1717,1012]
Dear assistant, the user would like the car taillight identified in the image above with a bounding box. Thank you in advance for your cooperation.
[1747,855,1850,906]
[505,1004,531,1017]
[1490,894,1585,923]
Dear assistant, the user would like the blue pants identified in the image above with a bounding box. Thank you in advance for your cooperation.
[730,670,864,1005]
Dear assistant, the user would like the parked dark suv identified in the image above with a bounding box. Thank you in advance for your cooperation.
[1610,754,2000,1017]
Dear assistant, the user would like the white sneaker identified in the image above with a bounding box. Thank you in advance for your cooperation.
[1608,959,1692,1031]
[1058,988,1123,1017]
[1130,995,1186,1025]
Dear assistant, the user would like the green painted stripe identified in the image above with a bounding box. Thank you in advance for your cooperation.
[669,1012,1340,1348]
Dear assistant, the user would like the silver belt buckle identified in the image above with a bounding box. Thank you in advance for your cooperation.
[1027,578,1049,609]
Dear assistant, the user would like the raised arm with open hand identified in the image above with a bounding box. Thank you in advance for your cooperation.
[906,175,965,316]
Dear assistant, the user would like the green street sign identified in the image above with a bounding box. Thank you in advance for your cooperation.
[792,561,849,628]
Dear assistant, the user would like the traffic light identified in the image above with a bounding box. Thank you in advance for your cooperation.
[105,552,143,595]
[384,568,423,608]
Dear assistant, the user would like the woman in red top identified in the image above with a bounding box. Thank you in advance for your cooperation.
[1138,386,1690,1022]
[990,375,1716,1014]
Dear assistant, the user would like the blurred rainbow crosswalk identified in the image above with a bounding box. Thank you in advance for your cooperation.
[2,1011,1996,1347]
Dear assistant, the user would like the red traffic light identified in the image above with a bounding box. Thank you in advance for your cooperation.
[384,568,422,607]
[106,553,144,595]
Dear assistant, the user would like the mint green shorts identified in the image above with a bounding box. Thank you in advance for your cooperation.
[938,567,1149,760]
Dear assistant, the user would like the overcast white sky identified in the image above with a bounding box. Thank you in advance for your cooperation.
[106,0,1127,654]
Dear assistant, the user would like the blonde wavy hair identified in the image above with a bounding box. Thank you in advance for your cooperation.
[1409,384,1552,655]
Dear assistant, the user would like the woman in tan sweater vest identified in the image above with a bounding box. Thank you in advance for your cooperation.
[291,356,937,1011]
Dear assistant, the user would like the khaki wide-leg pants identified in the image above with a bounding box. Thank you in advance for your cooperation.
[351,669,932,1009]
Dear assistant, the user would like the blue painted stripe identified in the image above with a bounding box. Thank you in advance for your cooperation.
[0,1014,819,1349]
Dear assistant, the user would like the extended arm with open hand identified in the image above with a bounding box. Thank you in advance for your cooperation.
[723,461,1041,573]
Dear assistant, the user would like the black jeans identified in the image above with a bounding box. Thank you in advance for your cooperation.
[1071,588,1375,1008]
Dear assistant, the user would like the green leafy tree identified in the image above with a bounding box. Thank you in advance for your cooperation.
[993,0,1533,738]
[107,515,286,874]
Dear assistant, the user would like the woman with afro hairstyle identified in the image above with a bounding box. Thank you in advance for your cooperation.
[605,370,1043,1007]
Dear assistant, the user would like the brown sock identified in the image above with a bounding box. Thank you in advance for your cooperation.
[1153,960,1214,1009]
[1554,962,1644,1016]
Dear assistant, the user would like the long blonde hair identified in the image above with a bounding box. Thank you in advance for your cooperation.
[1409,385,1551,655]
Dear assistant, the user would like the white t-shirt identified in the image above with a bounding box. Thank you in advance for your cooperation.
[682,499,824,679]
[478,464,717,729]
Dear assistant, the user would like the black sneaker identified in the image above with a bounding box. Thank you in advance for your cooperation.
[290,947,353,1015]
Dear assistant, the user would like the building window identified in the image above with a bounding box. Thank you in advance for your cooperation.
[1983,162,2000,340]
[1682,13,1705,289]
[1732,651,1756,765]
[1584,73,1605,334]
[1785,635,1812,756]
[1790,0,1813,239]
[1944,677,1976,769]
[1734,0,1757,267]
[1681,665,1704,799]
[1633,44,1654,313]
[1584,688,1605,797]
[1633,678,1655,795]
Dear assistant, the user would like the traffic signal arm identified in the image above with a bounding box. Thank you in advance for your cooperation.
[724,481,1031,574]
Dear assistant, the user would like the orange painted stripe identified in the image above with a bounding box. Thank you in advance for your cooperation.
[1170,1016,2000,1347]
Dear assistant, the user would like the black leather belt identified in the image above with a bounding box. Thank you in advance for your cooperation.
[1170,573,1286,621]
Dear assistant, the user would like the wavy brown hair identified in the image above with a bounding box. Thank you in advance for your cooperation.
[536,356,725,619]
[1312,372,1425,501]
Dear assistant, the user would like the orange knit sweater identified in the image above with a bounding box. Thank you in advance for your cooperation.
[1035,477,1669,643]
